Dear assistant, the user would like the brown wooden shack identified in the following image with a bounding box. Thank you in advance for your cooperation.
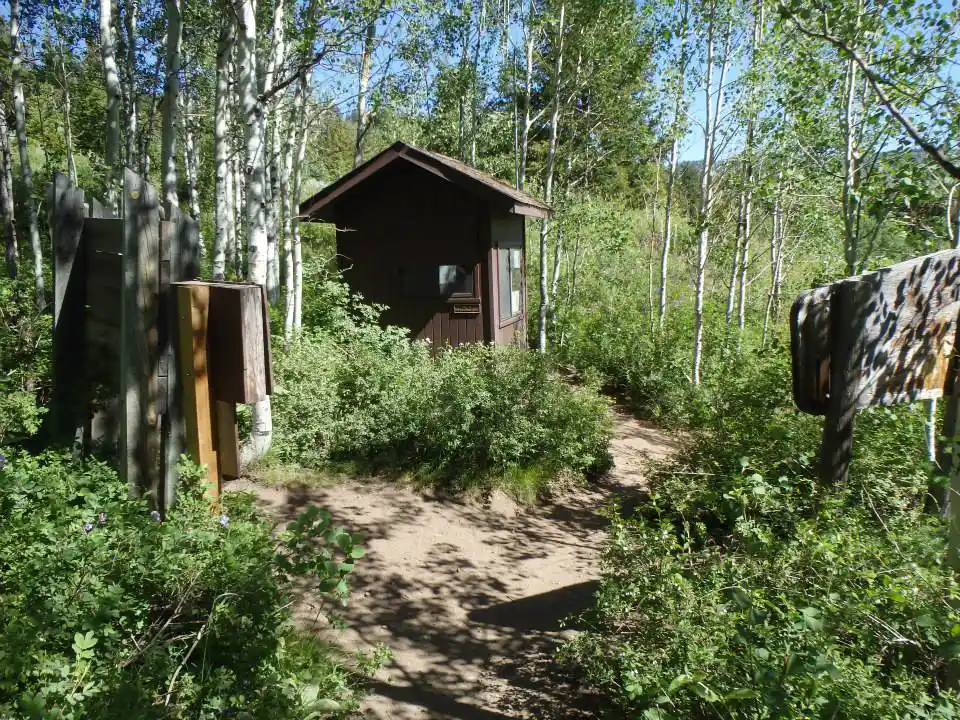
[299,141,551,347]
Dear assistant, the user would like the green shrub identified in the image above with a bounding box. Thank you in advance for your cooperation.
[565,505,960,719]
[270,275,612,496]
[0,451,372,719]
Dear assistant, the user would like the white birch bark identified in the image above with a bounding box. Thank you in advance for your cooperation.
[841,54,860,276]
[123,0,138,169]
[237,0,272,467]
[354,18,376,168]
[292,74,308,331]
[54,44,78,187]
[99,0,122,213]
[737,0,762,330]
[537,3,565,353]
[214,18,236,281]
[469,0,486,165]
[518,0,535,191]
[659,0,689,327]
[263,0,285,303]
[282,81,302,345]
[692,6,729,386]
[0,109,16,279]
[11,0,44,307]
[180,90,203,252]
[160,0,182,211]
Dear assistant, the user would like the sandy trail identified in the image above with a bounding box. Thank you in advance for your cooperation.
[230,410,676,719]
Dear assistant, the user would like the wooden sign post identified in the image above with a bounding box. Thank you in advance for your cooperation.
[173,281,272,501]
[791,249,960,488]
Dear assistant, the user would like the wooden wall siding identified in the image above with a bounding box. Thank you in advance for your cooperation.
[336,161,488,347]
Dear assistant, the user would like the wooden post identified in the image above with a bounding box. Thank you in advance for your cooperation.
[120,169,161,500]
[48,172,87,445]
[216,401,240,479]
[175,282,221,500]
[819,279,861,485]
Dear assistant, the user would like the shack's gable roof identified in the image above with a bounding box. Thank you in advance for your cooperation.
[299,141,551,221]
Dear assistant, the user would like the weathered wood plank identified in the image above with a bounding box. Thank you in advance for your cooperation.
[49,173,88,444]
[215,401,240,479]
[205,282,270,404]
[86,284,122,326]
[121,169,161,501]
[175,282,220,500]
[792,249,960,414]
[83,218,124,254]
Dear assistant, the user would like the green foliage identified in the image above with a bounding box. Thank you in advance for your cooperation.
[271,272,612,497]
[0,451,373,719]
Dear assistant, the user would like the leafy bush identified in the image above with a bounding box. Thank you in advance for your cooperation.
[0,451,373,719]
[566,505,960,719]
[271,274,612,496]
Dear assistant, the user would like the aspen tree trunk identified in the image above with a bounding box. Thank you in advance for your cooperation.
[841,55,860,276]
[99,0,122,213]
[160,0,182,211]
[354,18,376,167]
[292,73,308,331]
[469,0,486,165]
[10,0,44,307]
[0,109,16,279]
[283,79,305,344]
[263,0,285,304]
[692,6,729,386]
[457,0,471,161]
[123,0,137,169]
[236,0,273,467]
[57,46,78,187]
[180,90,202,250]
[518,0,535,191]
[537,3,564,353]
[213,18,235,280]
[726,192,743,324]
[737,0,762,331]
[659,0,689,327]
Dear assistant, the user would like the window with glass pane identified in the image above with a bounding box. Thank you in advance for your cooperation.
[499,246,523,320]
[402,264,474,297]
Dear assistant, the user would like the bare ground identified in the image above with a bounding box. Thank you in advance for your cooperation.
[229,410,676,720]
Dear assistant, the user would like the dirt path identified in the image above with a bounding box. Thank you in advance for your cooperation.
[230,411,676,719]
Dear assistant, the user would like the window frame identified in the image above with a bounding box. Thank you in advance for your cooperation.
[496,230,524,327]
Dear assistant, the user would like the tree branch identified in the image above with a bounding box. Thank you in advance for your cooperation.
[781,4,960,180]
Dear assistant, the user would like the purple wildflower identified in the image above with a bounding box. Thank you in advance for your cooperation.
[83,522,94,534]
[0,453,7,470]
[150,510,162,523]
[218,514,230,528]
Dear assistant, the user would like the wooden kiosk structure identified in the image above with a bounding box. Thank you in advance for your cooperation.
[49,170,271,510]
[299,142,551,348]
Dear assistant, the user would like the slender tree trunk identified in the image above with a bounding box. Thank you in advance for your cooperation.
[236,0,272,467]
[263,0,286,304]
[692,6,729,386]
[737,0,762,331]
[213,18,235,280]
[518,1,535,191]
[292,74,308,331]
[841,55,859,276]
[469,0,486,165]
[282,82,301,345]
[726,193,743,325]
[180,90,203,251]
[659,0,688,327]
[457,0,471,161]
[57,46,78,187]
[11,0,44,307]
[0,109,16,279]
[123,0,138,169]
[354,18,376,168]
[537,3,565,353]
[100,0,122,213]
[161,0,182,211]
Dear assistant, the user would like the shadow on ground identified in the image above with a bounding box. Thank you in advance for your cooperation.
[229,412,675,719]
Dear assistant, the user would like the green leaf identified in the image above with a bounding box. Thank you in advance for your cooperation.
[691,682,720,703]
[723,688,759,701]
[667,674,692,693]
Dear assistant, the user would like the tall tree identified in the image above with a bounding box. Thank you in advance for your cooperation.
[537,2,565,352]
[213,17,236,281]
[100,0,122,212]
[161,0,182,210]
[236,0,273,467]
[0,105,16,279]
[10,0,44,307]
